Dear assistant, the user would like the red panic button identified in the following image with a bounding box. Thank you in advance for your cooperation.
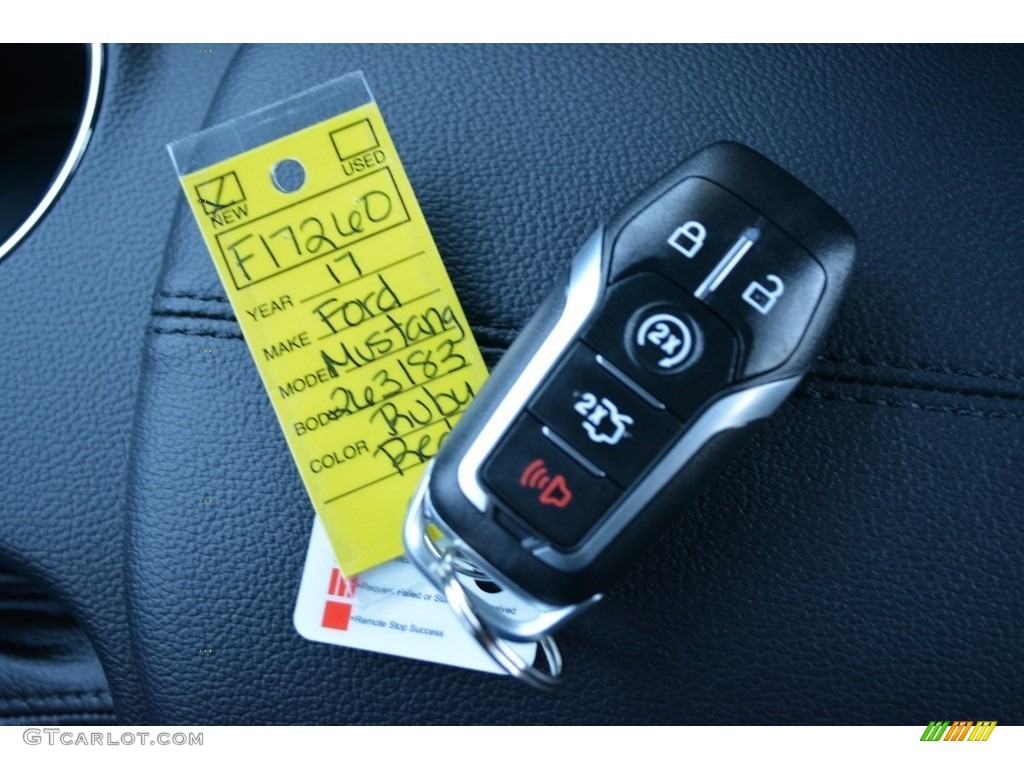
[482,414,621,549]
[520,459,573,509]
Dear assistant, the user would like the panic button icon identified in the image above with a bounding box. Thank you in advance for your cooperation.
[520,459,573,509]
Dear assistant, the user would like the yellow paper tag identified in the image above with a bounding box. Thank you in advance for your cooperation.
[177,98,487,575]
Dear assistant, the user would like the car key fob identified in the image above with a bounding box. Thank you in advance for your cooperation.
[404,141,855,688]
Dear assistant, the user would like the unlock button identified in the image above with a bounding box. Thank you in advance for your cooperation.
[706,224,827,378]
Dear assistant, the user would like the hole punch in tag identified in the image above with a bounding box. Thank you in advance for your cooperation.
[168,73,488,576]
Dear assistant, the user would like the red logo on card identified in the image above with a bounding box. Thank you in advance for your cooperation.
[322,568,359,630]
[322,601,353,631]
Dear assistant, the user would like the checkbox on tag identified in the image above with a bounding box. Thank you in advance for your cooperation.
[194,172,245,216]
[330,119,379,161]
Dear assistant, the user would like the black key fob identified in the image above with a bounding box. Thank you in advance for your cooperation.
[404,142,855,687]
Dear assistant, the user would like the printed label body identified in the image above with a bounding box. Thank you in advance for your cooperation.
[180,102,487,574]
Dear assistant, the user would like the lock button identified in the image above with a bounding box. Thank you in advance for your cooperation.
[705,225,827,378]
[611,178,762,292]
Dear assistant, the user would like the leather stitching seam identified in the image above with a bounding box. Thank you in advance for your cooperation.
[799,387,1024,422]
[1,691,112,704]
[153,295,1024,383]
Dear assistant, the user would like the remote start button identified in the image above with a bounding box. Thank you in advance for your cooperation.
[529,344,682,487]
[583,273,739,419]
[629,306,698,374]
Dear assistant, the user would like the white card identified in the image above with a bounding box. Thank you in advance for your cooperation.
[294,515,536,674]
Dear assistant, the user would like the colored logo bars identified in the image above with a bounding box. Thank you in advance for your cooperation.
[920,721,997,742]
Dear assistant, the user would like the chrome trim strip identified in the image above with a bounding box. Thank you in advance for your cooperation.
[694,226,760,299]
[596,354,665,410]
[404,466,599,641]
[456,229,606,510]
[541,425,605,478]
[532,375,802,570]
[0,43,104,263]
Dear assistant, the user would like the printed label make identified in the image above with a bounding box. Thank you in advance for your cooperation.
[179,102,487,575]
